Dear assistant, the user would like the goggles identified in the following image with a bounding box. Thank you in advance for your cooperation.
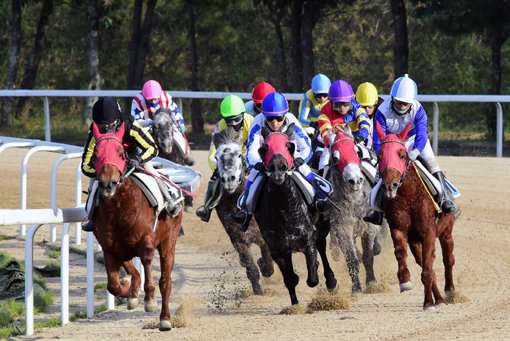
[314,93,328,99]
[224,114,244,126]
[332,101,352,109]
[254,103,262,111]
[265,115,286,123]
[98,119,120,134]
[363,105,375,111]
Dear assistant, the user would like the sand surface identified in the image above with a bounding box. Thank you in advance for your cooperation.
[1,148,509,340]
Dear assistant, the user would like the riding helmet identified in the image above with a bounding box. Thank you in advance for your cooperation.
[261,92,288,117]
[328,80,355,103]
[142,80,162,100]
[311,74,331,94]
[390,74,417,104]
[356,82,379,107]
[92,97,122,124]
[220,95,246,118]
[251,82,276,104]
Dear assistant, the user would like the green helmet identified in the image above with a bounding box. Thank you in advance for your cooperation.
[220,95,246,118]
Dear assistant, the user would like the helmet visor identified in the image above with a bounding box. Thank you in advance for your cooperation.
[224,114,244,126]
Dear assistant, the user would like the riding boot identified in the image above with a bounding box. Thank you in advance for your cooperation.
[231,188,252,231]
[195,177,216,222]
[184,155,195,166]
[82,220,95,232]
[433,171,456,215]
[155,176,182,218]
[363,211,383,225]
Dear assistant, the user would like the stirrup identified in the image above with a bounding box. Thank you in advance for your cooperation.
[363,211,383,225]
[314,198,330,213]
[195,205,212,222]
[166,203,182,218]
[231,210,248,225]
[82,221,95,232]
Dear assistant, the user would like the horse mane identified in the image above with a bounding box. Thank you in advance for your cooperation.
[213,126,239,148]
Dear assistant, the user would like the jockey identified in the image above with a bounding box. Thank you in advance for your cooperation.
[232,91,333,228]
[245,81,276,116]
[195,95,254,222]
[355,82,383,149]
[298,73,331,131]
[317,79,371,176]
[363,74,457,225]
[81,97,182,232]
[130,79,195,166]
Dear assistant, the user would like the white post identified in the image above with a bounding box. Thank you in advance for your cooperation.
[496,102,503,157]
[75,162,83,245]
[44,96,51,142]
[86,232,95,317]
[25,223,43,336]
[61,223,70,325]
[433,102,439,155]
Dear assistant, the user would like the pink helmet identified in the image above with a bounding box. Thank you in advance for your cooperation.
[142,80,162,100]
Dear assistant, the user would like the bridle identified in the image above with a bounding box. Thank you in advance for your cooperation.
[380,138,412,189]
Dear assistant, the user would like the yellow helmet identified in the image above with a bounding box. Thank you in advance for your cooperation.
[355,82,379,106]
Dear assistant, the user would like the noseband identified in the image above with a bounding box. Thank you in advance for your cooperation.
[380,138,412,189]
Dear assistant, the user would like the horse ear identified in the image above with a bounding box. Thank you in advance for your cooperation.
[92,122,100,140]
[286,142,295,155]
[332,150,340,165]
[326,130,335,148]
[235,127,243,144]
[258,144,268,160]
[375,121,386,139]
[261,126,270,139]
[285,123,295,138]
[212,132,219,148]
[398,122,412,141]
[344,125,353,138]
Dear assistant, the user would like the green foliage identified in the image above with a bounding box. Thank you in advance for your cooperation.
[0,300,24,327]
[94,282,108,291]
[70,311,87,322]
[0,252,13,266]
[48,251,61,259]
[0,235,8,241]
[34,287,54,313]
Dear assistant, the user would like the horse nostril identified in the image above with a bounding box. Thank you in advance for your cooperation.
[391,182,398,190]
[220,177,225,183]
[281,165,287,172]
[229,175,235,182]
[348,179,355,186]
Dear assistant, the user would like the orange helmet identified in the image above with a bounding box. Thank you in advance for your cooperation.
[251,82,275,104]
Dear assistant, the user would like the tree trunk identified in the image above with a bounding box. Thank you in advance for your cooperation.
[134,0,157,87]
[84,0,101,125]
[390,0,408,78]
[186,0,203,134]
[16,0,53,120]
[486,33,507,140]
[1,0,22,126]
[289,0,303,92]
[300,0,317,91]
[127,0,143,91]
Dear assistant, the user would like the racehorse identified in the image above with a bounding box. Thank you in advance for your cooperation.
[375,122,456,310]
[91,122,182,330]
[151,108,194,214]
[255,124,337,305]
[212,127,274,295]
[325,127,381,294]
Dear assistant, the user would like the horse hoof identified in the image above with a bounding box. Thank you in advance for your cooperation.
[127,297,139,310]
[257,258,274,278]
[399,282,413,292]
[145,301,158,312]
[307,278,319,288]
[159,320,172,331]
[423,305,436,311]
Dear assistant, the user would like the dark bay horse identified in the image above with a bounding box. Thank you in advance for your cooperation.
[255,125,337,305]
[375,122,456,310]
[151,108,194,213]
[326,127,381,294]
[91,122,182,330]
[212,127,274,295]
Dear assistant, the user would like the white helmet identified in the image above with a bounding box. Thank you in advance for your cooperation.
[390,74,417,104]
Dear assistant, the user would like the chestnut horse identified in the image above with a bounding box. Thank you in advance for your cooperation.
[325,127,381,294]
[375,122,455,310]
[212,127,274,295]
[255,125,337,305]
[91,122,182,330]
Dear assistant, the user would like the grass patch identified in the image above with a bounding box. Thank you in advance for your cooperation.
[0,300,24,327]
[95,304,108,314]
[70,311,87,322]
[48,250,61,259]
[35,317,61,329]
[34,289,54,313]
[94,282,107,291]
[0,252,13,266]
[0,235,8,241]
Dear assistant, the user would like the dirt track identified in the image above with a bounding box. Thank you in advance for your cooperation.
[1,148,510,340]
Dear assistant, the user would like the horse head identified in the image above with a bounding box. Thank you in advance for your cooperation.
[92,122,127,198]
[327,126,363,191]
[258,123,295,185]
[152,108,175,154]
[375,121,412,199]
[213,127,246,193]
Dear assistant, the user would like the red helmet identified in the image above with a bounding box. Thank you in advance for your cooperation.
[251,82,275,104]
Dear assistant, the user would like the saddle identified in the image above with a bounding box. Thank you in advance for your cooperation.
[356,144,378,186]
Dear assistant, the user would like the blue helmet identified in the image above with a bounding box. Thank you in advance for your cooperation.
[390,74,417,103]
[261,92,288,117]
[311,74,331,94]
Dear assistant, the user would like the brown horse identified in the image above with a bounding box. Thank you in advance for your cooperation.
[91,122,182,330]
[212,127,274,295]
[375,122,455,310]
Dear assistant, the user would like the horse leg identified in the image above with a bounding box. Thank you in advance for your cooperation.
[335,228,362,294]
[361,228,377,285]
[439,231,456,296]
[273,252,300,305]
[121,260,141,309]
[315,216,337,291]
[409,242,423,267]
[140,237,157,312]
[304,233,319,288]
[233,241,263,295]
[255,237,275,278]
[157,236,177,331]
[390,228,413,292]
[103,252,130,298]
[421,233,443,310]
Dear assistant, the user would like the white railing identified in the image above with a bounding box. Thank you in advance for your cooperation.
[0,138,201,335]
[0,90,508,157]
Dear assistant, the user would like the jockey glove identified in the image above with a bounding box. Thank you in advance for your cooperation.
[309,121,319,130]
[127,157,141,170]
[294,157,305,167]
[408,148,420,161]
[254,162,267,172]
[354,135,365,144]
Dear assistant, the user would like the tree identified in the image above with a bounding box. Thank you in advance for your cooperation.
[1,0,22,126]
[186,0,203,134]
[83,0,101,125]
[16,0,53,120]
[390,0,408,78]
